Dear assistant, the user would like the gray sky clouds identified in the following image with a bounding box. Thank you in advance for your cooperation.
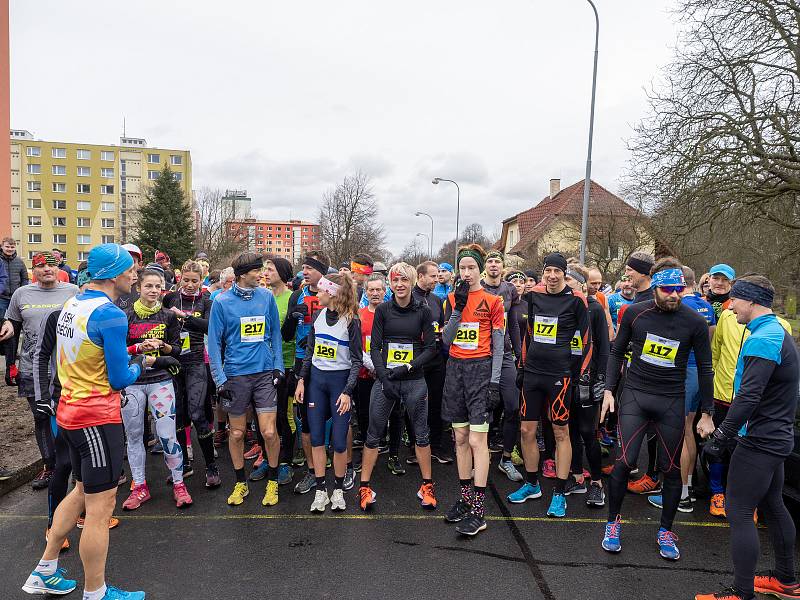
[11,0,679,254]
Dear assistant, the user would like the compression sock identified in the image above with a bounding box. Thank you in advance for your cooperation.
[460,479,473,505]
[335,476,344,490]
[554,477,567,495]
[235,468,246,483]
[268,465,278,483]
[35,558,57,576]
[472,486,486,517]
[197,433,215,466]
[526,471,539,487]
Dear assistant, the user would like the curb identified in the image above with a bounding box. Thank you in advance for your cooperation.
[0,458,43,498]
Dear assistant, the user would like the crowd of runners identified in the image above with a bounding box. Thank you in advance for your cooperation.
[0,236,797,600]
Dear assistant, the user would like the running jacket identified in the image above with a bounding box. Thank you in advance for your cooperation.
[481,279,520,356]
[718,313,800,457]
[570,296,609,380]
[411,284,446,366]
[370,296,436,382]
[208,286,284,386]
[162,291,212,364]
[126,304,182,384]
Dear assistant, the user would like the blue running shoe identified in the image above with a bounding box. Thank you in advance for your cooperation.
[602,517,622,553]
[22,568,77,595]
[599,428,615,447]
[506,482,542,504]
[277,464,293,485]
[102,585,146,599]
[657,528,680,561]
[546,493,567,517]
[249,461,269,481]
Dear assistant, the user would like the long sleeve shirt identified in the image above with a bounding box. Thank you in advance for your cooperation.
[370,296,436,382]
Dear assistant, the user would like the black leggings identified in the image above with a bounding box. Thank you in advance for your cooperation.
[48,420,72,528]
[27,397,55,470]
[424,364,446,449]
[177,363,215,467]
[569,392,601,481]
[276,368,295,464]
[355,377,376,445]
[608,388,683,530]
[728,444,796,595]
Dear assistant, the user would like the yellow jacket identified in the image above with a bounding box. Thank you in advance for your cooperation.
[711,309,792,403]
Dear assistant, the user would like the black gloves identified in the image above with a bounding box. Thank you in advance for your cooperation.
[488,381,501,410]
[217,385,233,401]
[153,356,181,376]
[703,428,737,462]
[273,369,285,387]
[592,374,606,404]
[515,368,524,390]
[290,303,309,321]
[381,379,401,401]
[454,280,470,312]
[34,397,55,417]
[129,354,145,374]
[386,365,410,380]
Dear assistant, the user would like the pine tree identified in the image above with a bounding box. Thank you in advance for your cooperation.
[133,165,195,265]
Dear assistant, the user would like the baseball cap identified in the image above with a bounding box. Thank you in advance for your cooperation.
[709,264,735,281]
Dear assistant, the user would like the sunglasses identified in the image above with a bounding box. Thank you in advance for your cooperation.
[658,285,685,295]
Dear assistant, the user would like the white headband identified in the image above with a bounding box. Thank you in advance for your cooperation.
[318,276,341,297]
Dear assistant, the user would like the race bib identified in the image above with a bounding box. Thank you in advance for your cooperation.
[432,321,440,334]
[387,343,413,367]
[365,335,371,353]
[570,330,582,356]
[240,316,265,343]
[454,322,480,350]
[640,333,679,367]
[180,331,190,355]
[314,338,338,361]
[533,315,558,344]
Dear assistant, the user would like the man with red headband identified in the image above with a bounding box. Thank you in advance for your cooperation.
[352,253,391,308]
[0,252,78,490]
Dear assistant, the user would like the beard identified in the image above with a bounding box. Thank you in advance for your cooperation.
[654,293,681,312]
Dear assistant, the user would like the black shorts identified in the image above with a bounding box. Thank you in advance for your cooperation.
[221,372,277,417]
[441,356,491,432]
[62,423,125,494]
[521,373,572,426]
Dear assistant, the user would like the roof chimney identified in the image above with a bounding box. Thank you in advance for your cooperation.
[549,178,561,198]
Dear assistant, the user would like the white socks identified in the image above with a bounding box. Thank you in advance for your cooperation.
[35,558,58,576]
[681,484,690,500]
[83,583,107,600]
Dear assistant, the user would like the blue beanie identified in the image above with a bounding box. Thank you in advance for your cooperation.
[439,262,453,273]
[88,243,134,280]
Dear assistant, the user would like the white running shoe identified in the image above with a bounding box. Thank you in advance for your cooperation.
[310,489,330,513]
[330,488,346,511]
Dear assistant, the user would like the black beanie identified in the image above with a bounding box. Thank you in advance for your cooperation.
[269,257,293,284]
[543,252,567,273]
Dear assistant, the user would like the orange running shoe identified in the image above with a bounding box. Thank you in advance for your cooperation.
[417,482,437,509]
[244,444,262,461]
[710,493,726,518]
[45,528,70,551]
[754,572,800,599]
[359,485,376,511]
[694,588,749,600]
[627,474,661,494]
[76,516,120,529]
[601,464,615,476]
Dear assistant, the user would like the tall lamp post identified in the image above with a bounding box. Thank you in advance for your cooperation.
[432,178,460,267]
[579,0,600,264]
[414,211,434,256]
[416,233,430,259]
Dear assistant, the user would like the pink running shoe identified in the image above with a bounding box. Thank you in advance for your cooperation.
[542,459,557,479]
[173,482,193,508]
[122,483,151,511]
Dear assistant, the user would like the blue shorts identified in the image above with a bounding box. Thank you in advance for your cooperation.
[684,365,700,416]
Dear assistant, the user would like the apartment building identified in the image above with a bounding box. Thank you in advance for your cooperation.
[227,218,320,265]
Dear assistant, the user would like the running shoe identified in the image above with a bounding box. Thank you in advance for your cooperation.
[100,585,146,599]
[547,493,567,518]
[455,513,487,536]
[352,460,362,473]
[244,444,262,461]
[330,488,346,511]
[510,446,524,466]
[627,474,661,494]
[586,482,606,507]
[31,468,53,490]
[248,461,269,481]
[22,567,77,595]
[122,483,151,511]
[601,445,610,458]
[648,494,693,513]
[489,437,504,453]
[343,466,355,490]
[498,459,523,482]
[227,482,249,506]
[417,482,437,509]
[601,516,622,553]
[377,443,389,455]
[117,472,127,487]
[76,517,119,530]
[564,477,587,495]
[205,464,222,488]
[150,439,164,455]
[388,456,406,476]
[444,499,472,523]
[45,528,70,551]
[213,429,228,448]
[294,470,315,494]
[431,446,455,464]
[352,437,364,449]
[694,588,753,600]
[754,572,800,599]
[310,489,330,512]
[292,448,306,466]
[277,464,293,485]
[262,480,279,506]
[599,428,616,447]
[253,453,264,469]
[0,466,12,481]
[173,482,193,508]
[326,454,332,468]
[542,459,556,479]
[657,528,680,560]
[359,485,376,511]
[507,482,542,503]
[710,493,727,518]
[406,455,418,465]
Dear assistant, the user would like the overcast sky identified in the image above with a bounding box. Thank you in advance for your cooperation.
[11,1,680,256]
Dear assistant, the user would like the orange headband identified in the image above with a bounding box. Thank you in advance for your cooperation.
[351,262,373,275]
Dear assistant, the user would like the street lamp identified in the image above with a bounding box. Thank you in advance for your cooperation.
[432,177,460,266]
[579,0,600,264]
[416,233,430,258]
[414,211,434,256]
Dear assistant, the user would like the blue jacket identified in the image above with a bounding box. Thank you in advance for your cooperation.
[208,287,284,386]
[433,282,451,301]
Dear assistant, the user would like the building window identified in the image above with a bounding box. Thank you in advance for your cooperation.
[26,164,41,174]
[100,185,114,195]
[77,184,90,194]
[77,217,91,227]
[76,201,91,211]
[77,166,91,177]
[101,235,115,244]
[170,155,182,165]
[101,201,115,211]
[28,233,42,244]
[26,146,41,157]
[77,251,89,261]
[27,216,41,227]
[51,165,66,176]
[173,172,182,182]
[148,170,159,180]
[101,151,114,161]
[52,182,66,193]
[52,148,66,159]
[52,200,67,210]
[27,198,41,209]
[101,218,115,228]
[147,153,160,164]
[101,168,114,178]
[77,234,92,245]
[76,149,91,160]
[53,234,67,244]
[27,181,41,192]
[53,217,67,227]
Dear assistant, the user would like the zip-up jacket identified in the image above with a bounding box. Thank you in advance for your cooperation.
[125,304,182,385]
[162,290,212,364]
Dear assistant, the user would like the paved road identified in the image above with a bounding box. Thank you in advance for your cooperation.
[0,446,794,599]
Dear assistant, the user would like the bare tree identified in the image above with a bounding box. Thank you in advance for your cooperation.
[194,187,251,267]
[318,171,387,265]
[398,238,428,266]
